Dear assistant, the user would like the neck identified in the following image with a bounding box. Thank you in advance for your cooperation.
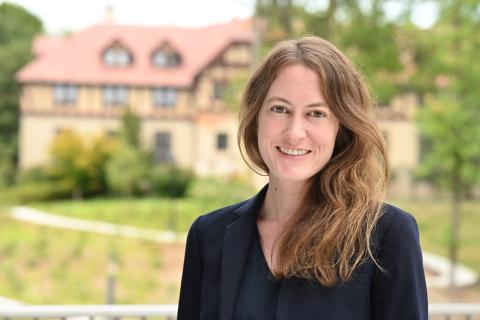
[260,177,311,224]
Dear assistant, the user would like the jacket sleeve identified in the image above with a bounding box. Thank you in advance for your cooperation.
[177,217,203,320]
[371,209,428,320]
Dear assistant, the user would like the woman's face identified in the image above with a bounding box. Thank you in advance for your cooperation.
[257,64,340,184]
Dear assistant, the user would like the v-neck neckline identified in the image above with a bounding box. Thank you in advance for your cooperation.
[255,225,276,276]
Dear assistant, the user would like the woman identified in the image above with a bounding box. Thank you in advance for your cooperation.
[178,36,428,320]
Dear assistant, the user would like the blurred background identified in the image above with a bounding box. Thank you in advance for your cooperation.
[0,0,479,311]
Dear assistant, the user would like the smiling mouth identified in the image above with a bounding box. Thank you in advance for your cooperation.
[277,146,312,156]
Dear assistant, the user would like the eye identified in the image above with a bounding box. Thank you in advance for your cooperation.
[308,110,327,118]
[271,105,287,113]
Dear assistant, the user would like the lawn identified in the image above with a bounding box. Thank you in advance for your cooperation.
[388,198,480,273]
[0,177,257,304]
[29,177,258,233]
[1,193,479,304]
[31,196,237,233]
[0,205,185,304]
[32,196,480,273]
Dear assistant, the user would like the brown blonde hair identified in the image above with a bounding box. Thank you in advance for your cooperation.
[238,36,389,286]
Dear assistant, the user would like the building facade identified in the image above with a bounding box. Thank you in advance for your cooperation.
[16,19,253,177]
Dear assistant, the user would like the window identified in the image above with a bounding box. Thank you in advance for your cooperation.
[103,86,128,106]
[217,133,228,150]
[153,87,177,107]
[55,127,67,136]
[106,130,118,138]
[53,84,77,105]
[103,47,132,67]
[213,82,225,100]
[155,132,173,163]
[152,49,180,67]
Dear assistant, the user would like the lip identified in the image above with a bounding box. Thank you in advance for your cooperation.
[276,146,312,158]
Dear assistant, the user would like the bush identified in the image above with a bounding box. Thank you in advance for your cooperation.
[106,143,150,196]
[16,166,53,184]
[151,165,193,198]
[0,180,72,205]
[49,131,116,198]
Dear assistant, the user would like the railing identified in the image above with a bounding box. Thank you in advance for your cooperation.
[0,305,177,320]
[429,303,480,320]
[0,304,480,320]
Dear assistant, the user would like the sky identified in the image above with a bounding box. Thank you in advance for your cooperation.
[0,0,438,34]
[0,0,254,33]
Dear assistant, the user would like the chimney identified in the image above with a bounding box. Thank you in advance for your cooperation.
[104,5,114,24]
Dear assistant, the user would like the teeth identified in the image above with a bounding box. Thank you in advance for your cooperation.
[279,147,309,156]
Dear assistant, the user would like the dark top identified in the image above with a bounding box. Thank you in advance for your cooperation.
[177,185,428,320]
[233,227,281,320]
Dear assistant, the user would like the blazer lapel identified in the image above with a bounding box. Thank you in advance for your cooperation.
[219,185,268,320]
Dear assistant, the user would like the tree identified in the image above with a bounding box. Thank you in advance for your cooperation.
[120,107,142,149]
[106,109,150,196]
[253,0,407,103]
[106,142,150,196]
[0,2,43,185]
[412,0,480,288]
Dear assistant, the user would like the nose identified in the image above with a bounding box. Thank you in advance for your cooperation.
[284,114,307,142]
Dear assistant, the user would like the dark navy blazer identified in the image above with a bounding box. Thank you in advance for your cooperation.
[178,186,428,320]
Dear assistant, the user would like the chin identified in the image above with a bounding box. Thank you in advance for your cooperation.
[275,172,316,183]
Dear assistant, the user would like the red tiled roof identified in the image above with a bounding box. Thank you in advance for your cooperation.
[16,19,252,87]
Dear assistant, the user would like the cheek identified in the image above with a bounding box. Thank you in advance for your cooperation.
[314,125,339,150]
[258,118,280,144]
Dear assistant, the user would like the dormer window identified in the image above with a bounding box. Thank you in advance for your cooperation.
[103,42,133,67]
[151,42,181,68]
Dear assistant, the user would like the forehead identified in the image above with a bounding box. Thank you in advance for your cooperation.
[265,64,324,103]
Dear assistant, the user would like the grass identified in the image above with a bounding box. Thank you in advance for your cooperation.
[0,205,185,304]
[34,196,480,273]
[28,176,258,233]
[31,196,241,233]
[0,177,257,304]
[387,198,480,273]
[1,191,479,303]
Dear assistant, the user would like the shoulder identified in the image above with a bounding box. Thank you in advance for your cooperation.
[373,203,422,265]
[376,203,420,243]
[185,199,252,265]
[192,200,247,234]
[189,185,267,239]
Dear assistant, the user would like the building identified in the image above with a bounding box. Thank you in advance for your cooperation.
[377,93,420,198]
[16,19,253,177]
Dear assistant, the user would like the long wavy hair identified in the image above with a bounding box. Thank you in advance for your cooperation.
[238,36,389,286]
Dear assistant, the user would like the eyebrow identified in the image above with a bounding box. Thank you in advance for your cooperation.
[265,96,328,108]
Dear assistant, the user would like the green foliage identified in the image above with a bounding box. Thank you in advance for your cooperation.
[413,0,480,196]
[222,70,250,112]
[106,142,150,196]
[416,94,480,194]
[0,2,43,185]
[254,0,406,104]
[49,130,116,199]
[0,207,178,304]
[0,181,72,205]
[150,165,193,198]
[120,108,142,149]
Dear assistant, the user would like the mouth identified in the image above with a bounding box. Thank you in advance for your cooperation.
[276,146,312,156]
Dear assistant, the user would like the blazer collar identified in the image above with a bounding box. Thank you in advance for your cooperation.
[219,184,268,320]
